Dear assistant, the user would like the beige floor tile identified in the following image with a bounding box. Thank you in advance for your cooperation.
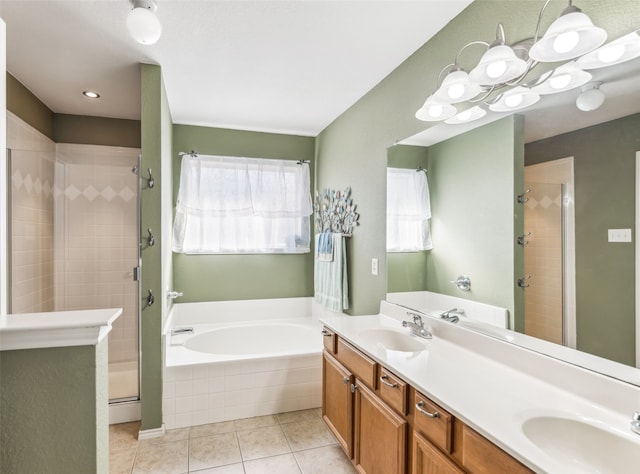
[189,432,242,471]
[281,418,337,452]
[188,464,244,474]
[110,421,140,452]
[294,445,356,474]
[139,427,190,446]
[190,421,236,439]
[132,440,189,474]
[243,453,302,474]
[234,415,279,431]
[110,447,137,474]
[277,409,321,425]
[237,425,291,461]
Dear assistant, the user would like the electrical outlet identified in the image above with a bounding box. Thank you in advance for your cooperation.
[608,229,632,242]
[371,258,378,276]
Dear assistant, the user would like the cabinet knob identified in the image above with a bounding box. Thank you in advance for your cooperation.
[343,377,350,385]
[416,400,440,418]
[350,383,358,393]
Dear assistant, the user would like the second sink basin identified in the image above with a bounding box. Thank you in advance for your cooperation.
[522,416,640,473]
[358,328,427,352]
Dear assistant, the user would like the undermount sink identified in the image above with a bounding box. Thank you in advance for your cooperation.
[358,328,427,352]
[522,416,640,473]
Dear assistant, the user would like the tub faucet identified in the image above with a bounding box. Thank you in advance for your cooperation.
[402,312,432,339]
[171,327,193,336]
[441,308,465,323]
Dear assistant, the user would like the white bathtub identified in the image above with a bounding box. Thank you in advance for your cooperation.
[163,297,328,429]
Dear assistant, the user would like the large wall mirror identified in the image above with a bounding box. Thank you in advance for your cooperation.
[387,25,640,385]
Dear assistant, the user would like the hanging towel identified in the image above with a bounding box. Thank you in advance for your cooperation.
[314,233,348,312]
[316,232,334,261]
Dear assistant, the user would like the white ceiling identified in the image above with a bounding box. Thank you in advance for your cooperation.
[0,0,473,136]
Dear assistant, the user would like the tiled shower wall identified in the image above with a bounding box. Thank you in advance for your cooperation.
[55,143,140,369]
[8,112,56,313]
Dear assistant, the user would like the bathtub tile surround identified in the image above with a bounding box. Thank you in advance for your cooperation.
[163,298,330,430]
[109,409,355,473]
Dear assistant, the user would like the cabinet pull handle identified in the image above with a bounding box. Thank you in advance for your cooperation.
[343,377,350,385]
[321,330,332,336]
[416,401,440,418]
[380,374,398,388]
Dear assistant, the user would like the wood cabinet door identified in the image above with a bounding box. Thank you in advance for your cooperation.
[322,351,354,458]
[412,431,463,474]
[354,381,407,474]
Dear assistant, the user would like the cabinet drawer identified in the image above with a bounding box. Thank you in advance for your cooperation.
[336,338,377,388]
[460,424,533,474]
[321,326,337,354]
[377,367,408,415]
[413,391,453,454]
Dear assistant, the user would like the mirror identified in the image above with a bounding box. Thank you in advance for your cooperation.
[387,30,640,384]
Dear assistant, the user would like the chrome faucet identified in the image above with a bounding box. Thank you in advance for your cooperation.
[632,412,640,435]
[171,327,194,336]
[440,308,465,323]
[402,311,432,339]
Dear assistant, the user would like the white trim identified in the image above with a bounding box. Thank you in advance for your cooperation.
[109,401,141,425]
[636,151,640,368]
[138,424,166,440]
[0,19,7,319]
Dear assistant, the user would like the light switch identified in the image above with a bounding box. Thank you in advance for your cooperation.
[608,228,632,242]
[371,258,378,276]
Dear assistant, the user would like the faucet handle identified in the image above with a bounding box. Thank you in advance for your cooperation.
[632,411,640,422]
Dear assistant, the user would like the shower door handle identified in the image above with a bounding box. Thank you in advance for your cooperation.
[133,266,140,281]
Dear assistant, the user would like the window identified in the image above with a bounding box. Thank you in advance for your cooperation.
[172,155,312,254]
[386,167,433,252]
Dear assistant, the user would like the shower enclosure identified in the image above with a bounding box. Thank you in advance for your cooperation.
[9,143,141,403]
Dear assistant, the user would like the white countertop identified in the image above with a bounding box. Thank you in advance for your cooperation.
[0,308,122,351]
[320,302,640,473]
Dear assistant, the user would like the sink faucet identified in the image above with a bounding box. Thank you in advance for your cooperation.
[402,312,432,339]
[632,412,640,435]
[441,308,465,323]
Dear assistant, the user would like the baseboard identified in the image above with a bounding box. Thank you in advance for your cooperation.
[109,400,141,425]
[138,424,166,440]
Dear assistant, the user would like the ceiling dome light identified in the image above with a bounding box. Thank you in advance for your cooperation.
[470,44,529,85]
[445,106,487,125]
[127,0,161,45]
[82,91,100,99]
[489,86,540,112]
[415,95,457,122]
[529,6,607,62]
[576,82,605,111]
[433,68,483,104]
[531,62,592,95]
[576,29,640,69]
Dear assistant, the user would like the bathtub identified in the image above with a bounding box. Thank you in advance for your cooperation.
[163,297,328,429]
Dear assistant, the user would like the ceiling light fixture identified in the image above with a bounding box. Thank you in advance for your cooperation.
[445,106,487,125]
[576,82,605,111]
[415,0,620,125]
[82,91,100,99]
[127,0,162,45]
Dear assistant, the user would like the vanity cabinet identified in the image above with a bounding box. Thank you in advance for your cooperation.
[321,327,534,474]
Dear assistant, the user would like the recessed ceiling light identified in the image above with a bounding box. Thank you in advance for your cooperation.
[82,91,100,99]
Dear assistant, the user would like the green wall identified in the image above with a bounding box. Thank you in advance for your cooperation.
[1,343,108,473]
[140,64,168,430]
[386,144,429,293]
[525,113,640,365]
[172,124,316,303]
[426,117,522,324]
[6,72,54,139]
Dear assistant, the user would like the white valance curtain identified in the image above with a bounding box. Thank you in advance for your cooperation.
[386,167,433,252]
[172,155,312,254]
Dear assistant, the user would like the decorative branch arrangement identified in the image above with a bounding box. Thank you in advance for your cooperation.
[314,187,360,236]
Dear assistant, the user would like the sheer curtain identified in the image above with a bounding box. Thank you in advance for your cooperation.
[173,155,312,254]
[386,167,433,252]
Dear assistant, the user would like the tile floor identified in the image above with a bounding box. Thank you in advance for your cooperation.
[109,408,356,474]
